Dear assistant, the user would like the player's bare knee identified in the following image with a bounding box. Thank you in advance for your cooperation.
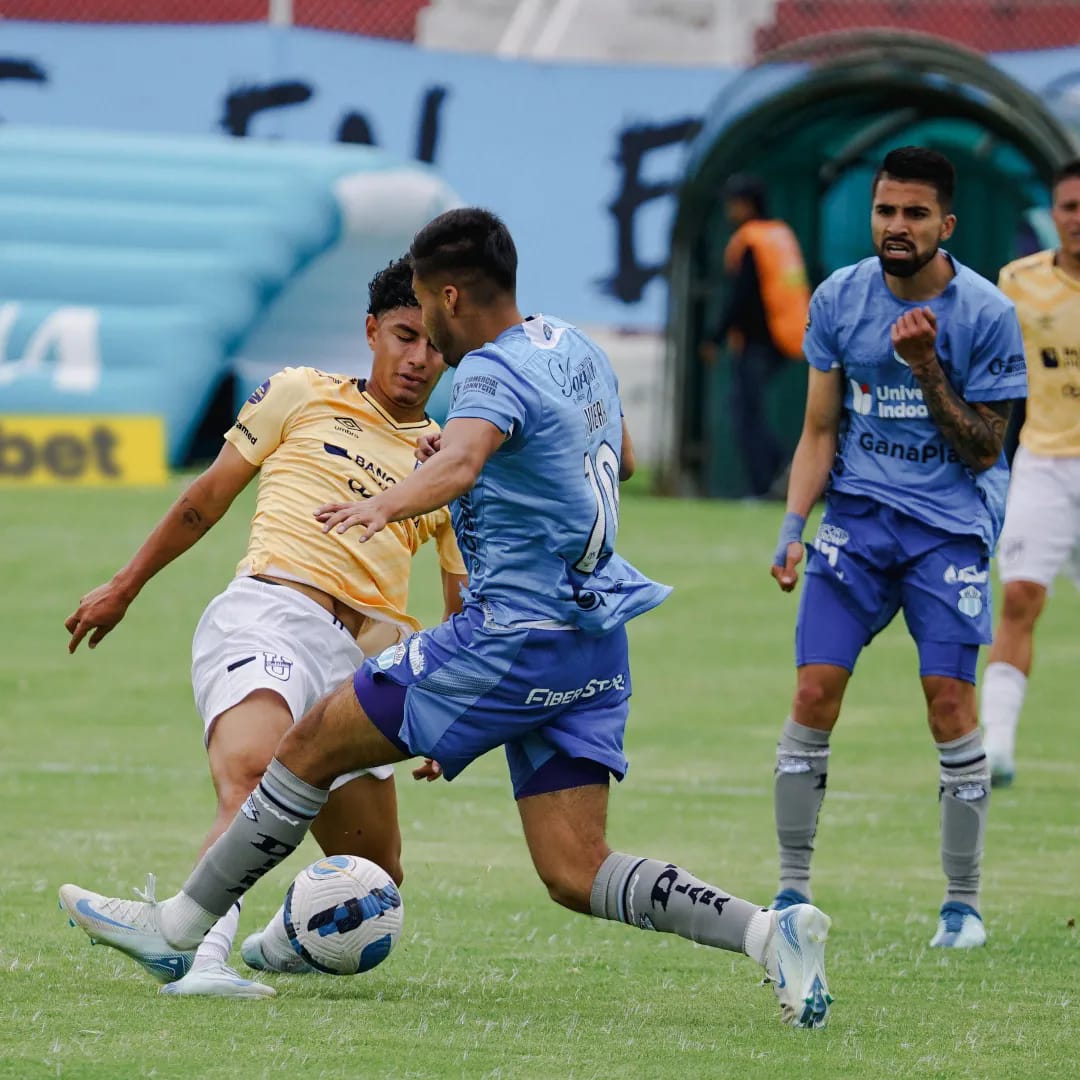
[1001,580,1046,628]
[792,675,842,728]
[927,683,976,742]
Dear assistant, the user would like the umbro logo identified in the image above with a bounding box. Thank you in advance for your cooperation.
[334,417,363,437]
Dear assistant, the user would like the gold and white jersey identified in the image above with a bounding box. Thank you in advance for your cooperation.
[225,366,466,633]
[998,250,1080,456]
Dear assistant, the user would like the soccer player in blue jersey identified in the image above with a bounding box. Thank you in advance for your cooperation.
[769,147,1027,948]
[62,208,834,1027]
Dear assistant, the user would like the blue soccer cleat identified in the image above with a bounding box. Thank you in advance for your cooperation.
[762,904,834,1028]
[58,875,194,983]
[930,901,987,948]
[771,887,811,911]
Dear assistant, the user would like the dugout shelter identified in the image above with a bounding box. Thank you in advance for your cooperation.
[665,31,1079,497]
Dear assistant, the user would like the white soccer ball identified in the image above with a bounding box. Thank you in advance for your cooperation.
[282,855,403,975]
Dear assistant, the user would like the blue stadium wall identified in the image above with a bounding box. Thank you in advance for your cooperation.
[4,26,1080,469]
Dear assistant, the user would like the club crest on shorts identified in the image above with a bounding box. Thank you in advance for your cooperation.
[956,585,983,618]
[263,652,294,680]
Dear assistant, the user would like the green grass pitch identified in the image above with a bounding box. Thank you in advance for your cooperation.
[1,477,1077,1078]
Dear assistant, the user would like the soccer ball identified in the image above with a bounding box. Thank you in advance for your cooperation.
[282,855,403,975]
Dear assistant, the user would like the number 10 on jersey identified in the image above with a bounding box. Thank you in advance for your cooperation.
[575,441,620,574]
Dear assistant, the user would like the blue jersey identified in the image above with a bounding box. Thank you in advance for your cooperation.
[804,254,1026,550]
[444,314,671,633]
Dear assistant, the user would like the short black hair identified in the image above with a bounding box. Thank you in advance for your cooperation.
[410,207,517,301]
[367,256,418,317]
[1052,158,1080,192]
[722,173,768,217]
[873,146,956,213]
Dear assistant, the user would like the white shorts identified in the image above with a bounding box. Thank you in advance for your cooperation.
[191,576,394,785]
[997,447,1080,588]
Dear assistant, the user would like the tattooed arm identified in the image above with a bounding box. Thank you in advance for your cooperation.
[65,443,257,652]
[892,306,1013,472]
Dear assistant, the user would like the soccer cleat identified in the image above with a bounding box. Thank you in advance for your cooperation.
[761,904,833,1028]
[58,875,194,983]
[770,887,811,911]
[929,901,987,948]
[987,751,1015,788]
[241,930,315,975]
[159,961,276,999]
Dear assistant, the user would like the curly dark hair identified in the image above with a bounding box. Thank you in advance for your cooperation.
[367,256,419,317]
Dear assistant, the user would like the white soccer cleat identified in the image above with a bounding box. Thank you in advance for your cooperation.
[58,875,194,984]
[762,904,833,1028]
[986,747,1015,789]
[930,902,987,948]
[240,929,315,974]
[159,961,276,999]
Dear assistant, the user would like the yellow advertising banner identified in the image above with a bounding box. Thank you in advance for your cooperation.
[0,416,167,486]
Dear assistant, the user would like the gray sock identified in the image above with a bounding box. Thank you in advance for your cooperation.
[937,729,990,909]
[774,716,831,898]
[590,852,763,953]
[182,758,329,917]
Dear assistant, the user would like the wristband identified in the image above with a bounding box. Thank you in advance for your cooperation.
[773,511,806,567]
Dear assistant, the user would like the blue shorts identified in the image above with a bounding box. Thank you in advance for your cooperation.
[352,604,631,798]
[796,493,991,681]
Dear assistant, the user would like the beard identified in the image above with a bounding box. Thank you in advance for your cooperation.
[427,322,462,367]
[878,242,938,279]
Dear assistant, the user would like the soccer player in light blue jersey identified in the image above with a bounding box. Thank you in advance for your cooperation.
[62,208,834,1028]
[769,147,1027,948]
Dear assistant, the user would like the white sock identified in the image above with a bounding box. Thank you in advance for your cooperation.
[158,891,220,951]
[980,662,1027,761]
[258,903,299,967]
[743,908,774,967]
[192,899,242,969]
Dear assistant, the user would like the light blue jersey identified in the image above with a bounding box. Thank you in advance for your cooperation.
[444,314,671,633]
[805,254,1027,550]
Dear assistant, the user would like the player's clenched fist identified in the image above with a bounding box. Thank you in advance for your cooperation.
[891,306,938,375]
[771,511,806,592]
[415,432,441,463]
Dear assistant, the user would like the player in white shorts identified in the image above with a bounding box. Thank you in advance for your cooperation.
[60,258,467,997]
[981,160,1080,786]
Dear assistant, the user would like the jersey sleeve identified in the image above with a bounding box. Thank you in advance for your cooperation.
[433,508,467,575]
[963,303,1028,403]
[225,367,309,466]
[446,349,539,440]
[802,283,841,372]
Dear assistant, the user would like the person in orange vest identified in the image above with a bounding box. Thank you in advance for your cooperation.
[705,175,811,498]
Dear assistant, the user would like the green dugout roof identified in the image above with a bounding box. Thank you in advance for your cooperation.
[665,31,1079,497]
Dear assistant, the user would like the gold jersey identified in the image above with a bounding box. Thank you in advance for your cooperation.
[225,366,466,633]
[998,250,1080,456]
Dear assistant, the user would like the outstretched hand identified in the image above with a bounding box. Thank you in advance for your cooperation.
[65,581,133,653]
[314,501,389,542]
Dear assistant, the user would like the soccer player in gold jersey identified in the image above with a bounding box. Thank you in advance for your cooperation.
[981,160,1080,786]
[60,258,467,996]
